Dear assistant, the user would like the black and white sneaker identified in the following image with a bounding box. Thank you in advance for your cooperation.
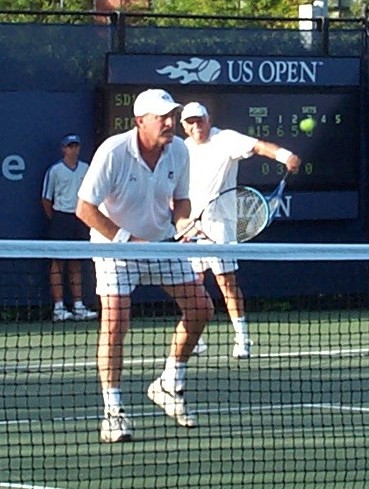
[100,406,134,442]
[147,378,198,428]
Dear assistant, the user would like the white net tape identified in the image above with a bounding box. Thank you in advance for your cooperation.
[0,240,369,261]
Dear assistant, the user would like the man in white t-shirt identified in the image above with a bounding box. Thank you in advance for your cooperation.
[181,102,301,359]
[76,89,213,443]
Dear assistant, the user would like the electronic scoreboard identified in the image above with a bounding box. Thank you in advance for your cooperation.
[97,86,360,193]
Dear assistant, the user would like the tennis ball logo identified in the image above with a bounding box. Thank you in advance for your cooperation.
[156,57,221,84]
[299,117,316,133]
[196,59,222,83]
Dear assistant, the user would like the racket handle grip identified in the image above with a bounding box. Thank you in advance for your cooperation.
[163,219,201,242]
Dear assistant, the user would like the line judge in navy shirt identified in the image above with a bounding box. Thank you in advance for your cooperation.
[41,134,97,322]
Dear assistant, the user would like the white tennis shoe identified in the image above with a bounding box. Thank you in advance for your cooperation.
[73,305,98,321]
[100,406,134,443]
[233,338,253,359]
[53,306,74,322]
[192,336,208,355]
[147,378,198,428]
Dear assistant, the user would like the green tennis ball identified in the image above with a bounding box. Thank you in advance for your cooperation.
[299,118,316,132]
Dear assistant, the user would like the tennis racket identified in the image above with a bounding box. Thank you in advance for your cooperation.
[265,170,290,226]
[169,170,290,243]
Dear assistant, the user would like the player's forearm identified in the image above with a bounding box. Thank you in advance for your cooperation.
[253,140,301,172]
[172,198,191,229]
[76,199,119,241]
[253,140,286,160]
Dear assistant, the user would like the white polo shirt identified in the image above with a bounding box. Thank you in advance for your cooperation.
[185,127,258,216]
[78,128,190,243]
[42,160,90,213]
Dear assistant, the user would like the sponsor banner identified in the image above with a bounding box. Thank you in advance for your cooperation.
[272,191,358,220]
[108,54,360,87]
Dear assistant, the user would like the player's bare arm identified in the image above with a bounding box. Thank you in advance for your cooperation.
[76,199,119,241]
[172,198,191,231]
[76,199,145,243]
[171,198,203,240]
[253,140,301,173]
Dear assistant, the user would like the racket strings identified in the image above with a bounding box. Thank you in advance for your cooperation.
[174,185,271,243]
[236,189,269,241]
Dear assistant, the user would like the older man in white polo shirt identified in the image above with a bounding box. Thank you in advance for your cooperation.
[76,89,214,442]
[181,102,301,359]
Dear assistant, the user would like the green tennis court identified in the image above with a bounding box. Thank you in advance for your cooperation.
[1,308,369,489]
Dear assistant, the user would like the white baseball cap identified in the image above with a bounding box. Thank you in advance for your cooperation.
[181,102,209,122]
[133,89,182,117]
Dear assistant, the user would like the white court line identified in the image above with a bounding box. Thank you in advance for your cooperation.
[1,404,366,489]
[0,357,163,373]
[1,401,369,427]
[258,347,369,358]
[1,346,368,373]
[0,484,65,489]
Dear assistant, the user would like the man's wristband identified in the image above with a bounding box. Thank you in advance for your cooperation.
[112,228,131,243]
[275,148,292,164]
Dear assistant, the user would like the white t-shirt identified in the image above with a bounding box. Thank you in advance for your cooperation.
[78,128,190,243]
[42,160,90,213]
[185,127,258,243]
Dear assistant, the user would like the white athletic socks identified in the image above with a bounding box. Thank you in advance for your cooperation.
[103,387,123,411]
[161,358,187,393]
[231,316,248,343]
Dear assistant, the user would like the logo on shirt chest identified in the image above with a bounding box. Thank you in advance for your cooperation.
[168,171,174,180]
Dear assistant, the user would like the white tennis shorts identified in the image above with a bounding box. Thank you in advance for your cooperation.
[190,256,238,275]
[189,238,238,275]
[94,257,198,296]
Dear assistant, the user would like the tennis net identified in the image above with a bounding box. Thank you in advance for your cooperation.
[1,240,369,489]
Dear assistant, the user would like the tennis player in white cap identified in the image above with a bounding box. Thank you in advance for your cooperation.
[181,102,300,359]
[77,89,214,442]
